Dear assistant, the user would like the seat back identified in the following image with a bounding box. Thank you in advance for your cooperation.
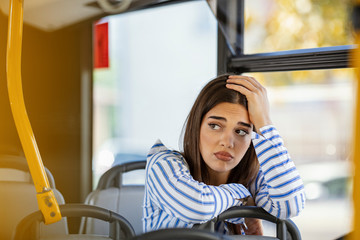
[81,161,146,235]
[14,204,135,240]
[198,206,301,240]
[0,155,68,240]
[130,228,227,240]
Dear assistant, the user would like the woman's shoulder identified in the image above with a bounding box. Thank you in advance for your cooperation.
[147,139,170,156]
[147,140,186,166]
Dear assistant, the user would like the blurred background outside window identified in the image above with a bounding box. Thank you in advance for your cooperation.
[93,1,355,239]
[244,0,353,53]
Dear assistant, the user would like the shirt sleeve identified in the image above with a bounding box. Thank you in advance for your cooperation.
[250,125,306,219]
[146,148,251,224]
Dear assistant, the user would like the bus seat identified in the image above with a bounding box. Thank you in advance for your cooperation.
[0,155,68,240]
[13,204,135,240]
[80,161,146,236]
[0,155,57,186]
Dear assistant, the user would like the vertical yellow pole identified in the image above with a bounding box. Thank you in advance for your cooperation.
[6,0,61,224]
[351,2,360,239]
[351,50,360,239]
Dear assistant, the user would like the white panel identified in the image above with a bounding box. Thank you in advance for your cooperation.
[0,0,103,31]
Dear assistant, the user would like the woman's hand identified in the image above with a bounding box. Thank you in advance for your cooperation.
[243,218,264,235]
[232,197,263,235]
[244,197,263,235]
[226,75,272,131]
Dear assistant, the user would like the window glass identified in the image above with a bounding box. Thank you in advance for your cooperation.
[92,1,217,186]
[244,0,354,54]
[249,68,355,240]
[92,1,355,239]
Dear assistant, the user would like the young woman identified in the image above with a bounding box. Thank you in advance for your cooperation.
[142,75,305,235]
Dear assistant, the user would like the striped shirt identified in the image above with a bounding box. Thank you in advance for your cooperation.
[142,125,305,233]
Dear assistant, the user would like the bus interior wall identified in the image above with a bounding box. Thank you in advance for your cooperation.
[0,10,93,232]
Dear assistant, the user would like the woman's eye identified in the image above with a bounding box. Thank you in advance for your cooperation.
[209,123,220,130]
[236,129,248,136]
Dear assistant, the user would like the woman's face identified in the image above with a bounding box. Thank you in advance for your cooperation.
[199,102,252,184]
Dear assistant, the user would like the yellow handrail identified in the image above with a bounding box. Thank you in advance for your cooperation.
[351,2,360,239]
[351,45,360,239]
[6,0,61,224]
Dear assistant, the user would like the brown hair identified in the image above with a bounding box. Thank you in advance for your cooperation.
[181,74,259,187]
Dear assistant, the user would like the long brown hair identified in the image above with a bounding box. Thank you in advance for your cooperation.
[181,74,259,188]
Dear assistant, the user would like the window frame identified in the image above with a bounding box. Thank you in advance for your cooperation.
[216,0,354,74]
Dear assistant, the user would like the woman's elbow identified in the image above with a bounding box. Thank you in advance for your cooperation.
[261,193,306,219]
[280,192,306,219]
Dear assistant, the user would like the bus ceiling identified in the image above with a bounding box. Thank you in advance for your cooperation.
[0,0,216,32]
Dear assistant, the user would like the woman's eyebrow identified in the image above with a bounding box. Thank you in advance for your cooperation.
[208,116,226,121]
[208,116,251,128]
[239,122,251,128]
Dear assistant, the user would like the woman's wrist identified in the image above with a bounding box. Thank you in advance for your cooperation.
[254,118,272,132]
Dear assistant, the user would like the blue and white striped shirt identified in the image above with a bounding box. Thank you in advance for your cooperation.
[142,125,305,233]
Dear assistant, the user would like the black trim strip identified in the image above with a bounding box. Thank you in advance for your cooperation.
[352,5,360,31]
[228,45,354,73]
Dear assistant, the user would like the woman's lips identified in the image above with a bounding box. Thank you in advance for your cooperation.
[214,151,233,161]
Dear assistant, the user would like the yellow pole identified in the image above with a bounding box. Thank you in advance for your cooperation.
[6,0,61,224]
[351,2,360,239]
[351,45,360,239]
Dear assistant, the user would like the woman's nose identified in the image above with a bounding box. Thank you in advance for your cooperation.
[220,131,234,148]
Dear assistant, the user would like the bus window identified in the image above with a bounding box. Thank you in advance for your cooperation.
[249,68,354,240]
[92,1,217,186]
[92,1,355,239]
